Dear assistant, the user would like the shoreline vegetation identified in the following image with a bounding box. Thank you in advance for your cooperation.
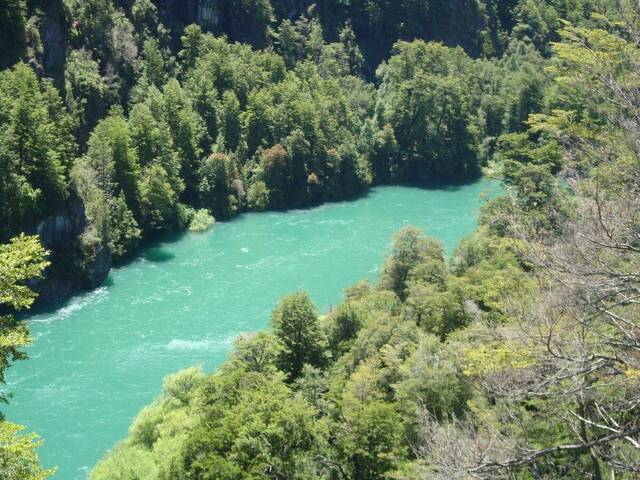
[1,1,640,479]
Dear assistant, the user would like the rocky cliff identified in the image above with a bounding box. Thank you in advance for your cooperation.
[31,200,112,302]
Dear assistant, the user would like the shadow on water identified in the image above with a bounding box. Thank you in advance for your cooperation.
[115,230,186,268]
[399,173,487,192]
[238,176,487,216]
[141,247,176,263]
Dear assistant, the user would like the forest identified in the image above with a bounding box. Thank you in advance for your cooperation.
[1,0,640,479]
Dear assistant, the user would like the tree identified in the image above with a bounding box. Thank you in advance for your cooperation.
[370,124,399,183]
[260,144,291,209]
[246,179,269,211]
[141,38,169,87]
[379,227,445,300]
[0,0,26,68]
[418,20,640,479]
[376,41,480,181]
[337,401,405,480]
[106,193,141,258]
[197,152,236,219]
[85,110,140,212]
[139,164,177,231]
[131,0,161,44]
[64,49,112,141]
[219,90,241,152]
[230,332,281,374]
[0,421,55,480]
[182,372,327,480]
[271,292,324,381]
[339,23,364,75]
[326,302,366,356]
[179,24,204,71]
[0,63,75,238]
[395,335,471,421]
[161,79,203,203]
[0,234,49,408]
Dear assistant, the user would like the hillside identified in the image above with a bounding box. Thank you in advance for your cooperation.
[1,1,639,479]
[1,0,596,301]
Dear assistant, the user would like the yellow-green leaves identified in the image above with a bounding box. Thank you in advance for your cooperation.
[462,342,536,377]
[0,234,49,311]
[0,421,55,480]
[0,234,48,406]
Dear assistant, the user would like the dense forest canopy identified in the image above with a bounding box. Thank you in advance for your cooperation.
[1,0,640,479]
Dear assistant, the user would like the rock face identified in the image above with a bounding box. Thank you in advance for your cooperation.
[32,200,112,302]
[36,200,86,250]
[197,0,220,26]
[156,0,220,32]
[42,12,66,74]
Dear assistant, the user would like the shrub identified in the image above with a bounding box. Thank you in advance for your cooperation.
[188,209,215,232]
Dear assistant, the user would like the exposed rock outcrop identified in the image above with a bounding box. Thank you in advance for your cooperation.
[31,200,112,302]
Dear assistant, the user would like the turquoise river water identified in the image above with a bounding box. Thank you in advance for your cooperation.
[5,181,497,479]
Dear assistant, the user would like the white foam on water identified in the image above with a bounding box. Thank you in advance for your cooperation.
[165,336,235,351]
[32,287,109,324]
[317,219,353,226]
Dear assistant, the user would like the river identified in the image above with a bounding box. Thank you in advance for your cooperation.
[5,181,498,479]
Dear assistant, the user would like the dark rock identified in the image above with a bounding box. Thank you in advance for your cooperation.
[31,264,79,302]
[36,200,87,251]
[31,200,112,303]
[43,14,66,73]
[85,244,113,289]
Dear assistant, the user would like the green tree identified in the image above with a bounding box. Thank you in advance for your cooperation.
[272,292,324,381]
[139,164,177,231]
[64,49,112,141]
[377,41,480,181]
[260,143,291,209]
[141,38,169,87]
[161,79,204,203]
[337,401,405,480]
[370,123,399,183]
[0,0,26,68]
[197,152,236,219]
[378,227,444,300]
[395,335,471,421]
[326,302,366,356]
[219,90,241,152]
[82,110,138,206]
[0,234,49,407]
[246,179,269,210]
[182,373,327,480]
[0,421,55,480]
[0,63,75,238]
[106,193,141,258]
[179,24,205,71]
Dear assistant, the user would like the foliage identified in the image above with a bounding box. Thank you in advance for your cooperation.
[91,367,205,480]
[92,225,534,479]
[0,421,55,480]
[374,41,481,182]
[378,226,445,300]
[5,3,640,480]
[0,63,75,241]
[271,291,325,380]
[188,209,215,233]
[0,235,49,407]
[0,235,50,477]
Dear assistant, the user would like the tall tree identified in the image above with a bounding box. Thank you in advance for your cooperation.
[0,234,48,407]
[272,292,324,380]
